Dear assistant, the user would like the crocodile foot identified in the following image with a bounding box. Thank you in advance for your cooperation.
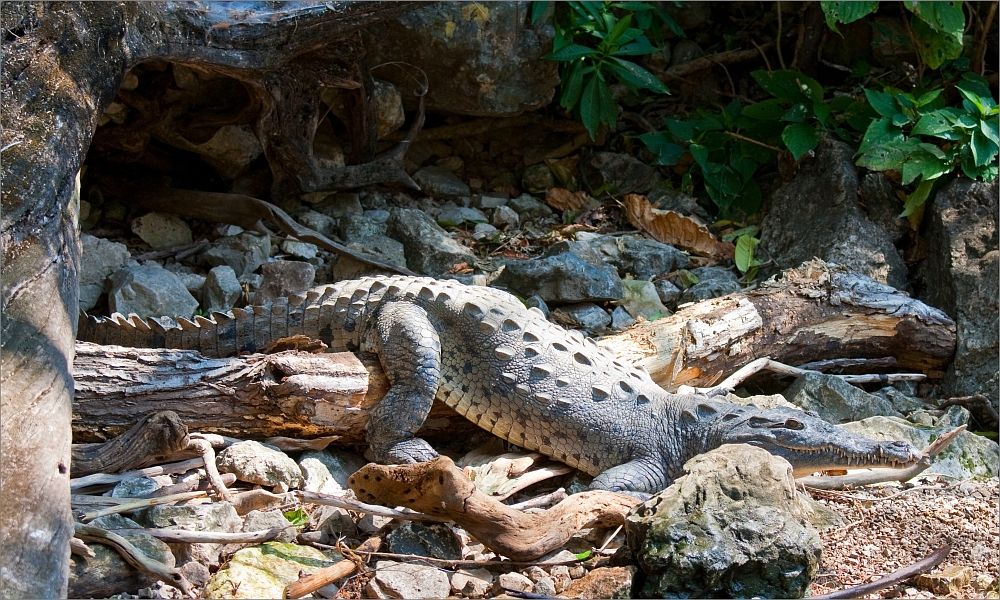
[366,437,439,465]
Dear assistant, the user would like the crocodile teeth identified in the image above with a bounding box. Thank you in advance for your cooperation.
[177,317,198,330]
[129,315,152,332]
[495,346,516,360]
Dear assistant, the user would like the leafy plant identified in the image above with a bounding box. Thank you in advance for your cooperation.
[723,225,765,278]
[534,1,676,139]
[857,72,999,216]
[639,70,868,216]
[820,1,966,70]
[283,507,309,526]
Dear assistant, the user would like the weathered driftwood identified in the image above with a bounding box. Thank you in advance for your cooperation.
[71,411,189,476]
[601,260,956,389]
[348,456,640,561]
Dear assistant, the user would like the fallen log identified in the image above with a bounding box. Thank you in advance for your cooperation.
[600,260,956,389]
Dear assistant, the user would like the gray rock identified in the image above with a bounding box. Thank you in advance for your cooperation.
[475,194,509,209]
[111,476,162,498]
[472,222,500,241]
[141,502,241,565]
[783,372,903,423]
[413,166,471,198]
[916,178,999,411]
[280,238,319,260]
[343,238,408,271]
[79,234,131,311]
[552,303,612,333]
[164,263,207,296]
[678,265,741,303]
[508,193,554,219]
[653,279,682,307]
[385,522,462,560]
[297,209,337,237]
[108,263,199,318]
[69,514,174,598]
[498,572,534,594]
[367,3,558,117]
[563,566,635,599]
[241,509,297,543]
[318,508,358,541]
[873,386,928,416]
[202,265,242,313]
[368,560,451,599]
[619,279,670,322]
[548,233,688,280]
[338,212,389,240]
[450,568,494,598]
[389,208,476,276]
[494,252,623,303]
[627,444,822,599]
[524,295,549,316]
[197,232,271,277]
[217,440,304,490]
[299,449,366,495]
[582,151,657,195]
[436,205,488,227]
[760,137,908,289]
[204,542,338,599]
[195,124,263,179]
[357,513,395,535]
[860,173,909,242]
[533,576,558,596]
[843,416,999,479]
[131,212,193,250]
[522,163,556,194]
[611,306,637,330]
[255,260,316,303]
[491,204,520,229]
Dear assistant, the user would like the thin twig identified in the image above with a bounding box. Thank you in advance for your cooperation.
[112,525,295,544]
[188,435,231,501]
[75,523,194,597]
[70,457,205,492]
[79,490,208,522]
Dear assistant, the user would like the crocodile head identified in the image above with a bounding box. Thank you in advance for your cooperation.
[716,406,923,476]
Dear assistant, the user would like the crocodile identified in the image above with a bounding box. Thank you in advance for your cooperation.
[79,275,922,494]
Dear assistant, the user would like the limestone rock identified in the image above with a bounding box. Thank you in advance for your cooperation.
[131,212,193,250]
[385,522,462,560]
[494,251,623,303]
[217,440,304,490]
[79,234,131,311]
[367,560,451,599]
[108,263,199,318]
[389,207,476,276]
[254,260,315,303]
[783,372,903,423]
[202,265,242,313]
[413,166,471,199]
[626,444,822,598]
[563,566,635,599]
[204,542,338,599]
[298,449,365,495]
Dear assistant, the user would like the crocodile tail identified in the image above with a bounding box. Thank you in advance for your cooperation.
[77,291,313,358]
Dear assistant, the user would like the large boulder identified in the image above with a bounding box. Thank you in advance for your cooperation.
[760,137,907,289]
[915,178,999,410]
[626,444,822,598]
[107,263,198,318]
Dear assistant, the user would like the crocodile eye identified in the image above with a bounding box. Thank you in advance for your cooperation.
[784,418,804,430]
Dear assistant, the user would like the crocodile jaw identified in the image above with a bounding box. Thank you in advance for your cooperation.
[749,439,923,476]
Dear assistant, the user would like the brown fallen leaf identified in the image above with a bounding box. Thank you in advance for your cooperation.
[623,194,735,260]
[546,187,595,212]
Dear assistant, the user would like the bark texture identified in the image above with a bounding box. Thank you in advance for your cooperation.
[0,3,414,595]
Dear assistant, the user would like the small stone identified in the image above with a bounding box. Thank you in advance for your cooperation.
[549,565,572,593]
[297,210,337,237]
[368,560,451,599]
[451,568,493,598]
[533,576,557,596]
[298,449,365,495]
[653,279,682,306]
[475,194,508,209]
[611,306,637,330]
[385,522,462,560]
[568,564,587,579]
[280,238,319,260]
[472,223,500,241]
[564,566,635,599]
[108,264,199,318]
[358,513,395,534]
[202,265,242,313]
[551,303,612,333]
[437,206,488,228]
[491,205,520,229]
[498,572,534,594]
[110,476,161,498]
[508,193,554,219]
[131,212,193,249]
[414,165,471,198]
[255,260,315,303]
[242,509,297,542]
[216,440,304,490]
[916,566,973,595]
[522,163,555,194]
[79,234,132,311]
[196,124,263,179]
[214,224,244,237]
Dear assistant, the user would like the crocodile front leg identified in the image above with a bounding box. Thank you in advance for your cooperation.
[590,458,668,497]
[365,302,441,464]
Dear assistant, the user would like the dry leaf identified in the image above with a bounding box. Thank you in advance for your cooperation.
[623,194,734,260]
[545,187,594,212]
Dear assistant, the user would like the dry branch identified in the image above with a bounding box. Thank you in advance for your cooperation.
[347,456,639,561]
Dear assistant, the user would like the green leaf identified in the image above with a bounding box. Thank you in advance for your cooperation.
[980,117,999,145]
[857,138,915,172]
[559,62,588,110]
[752,70,823,103]
[909,16,963,69]
[819,0,879,32]
[906,1,965,35]
[901,179,935,218]
[606,57,669,93]
[900,148,950,185]
[858,117,904,155]
[548,43,599,61]
[665,118,695,141]
[971,129,998,167]
[613,37,656,56]
[915,88,944,108]
[911,108,963,138]
[574,550,593,561]
[605,13,632,45]
[742,99,787,121]
[781,103,809,123]
[579,75,603,139]
[956,79,998,117]
[782,123,820,160]
[734,234,760,273]
[530,1,552,25]
[639,131,685,165]
[283,507,308,526]
[864,88,900,118]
